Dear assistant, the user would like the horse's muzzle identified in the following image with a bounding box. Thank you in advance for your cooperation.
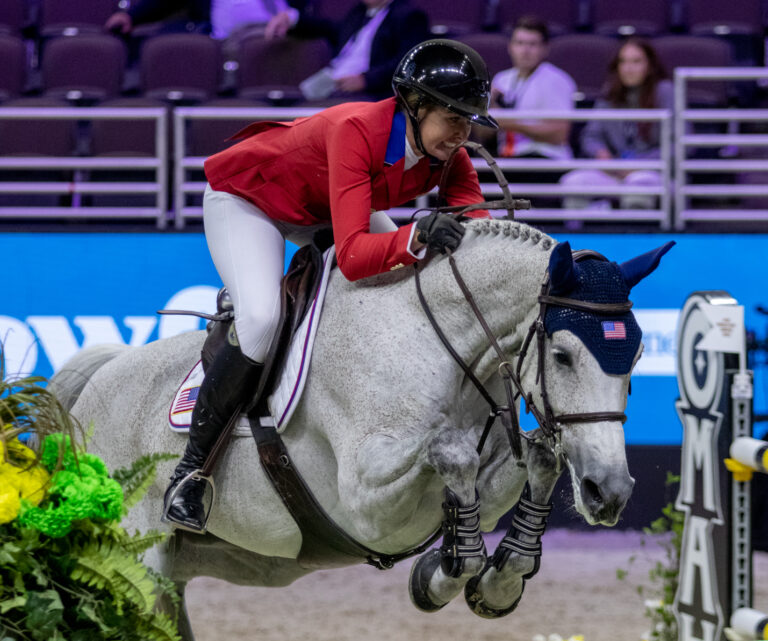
[580,473,635,526]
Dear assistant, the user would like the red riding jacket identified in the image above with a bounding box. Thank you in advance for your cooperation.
[204,97,488,281]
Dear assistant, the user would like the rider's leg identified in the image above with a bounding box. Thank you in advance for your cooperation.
[163,186,285,532]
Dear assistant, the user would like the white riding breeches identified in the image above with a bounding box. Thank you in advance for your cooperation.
[203,185,286,363]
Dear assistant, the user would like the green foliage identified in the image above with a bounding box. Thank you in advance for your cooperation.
[617,472,684,641]
[0,371,180,641]
[113,453,178,512]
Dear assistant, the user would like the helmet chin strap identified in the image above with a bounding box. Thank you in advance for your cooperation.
[402,97,430,157]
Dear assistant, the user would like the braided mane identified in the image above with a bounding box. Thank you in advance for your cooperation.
[463,218,555,252]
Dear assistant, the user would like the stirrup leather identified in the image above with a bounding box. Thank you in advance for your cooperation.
[161,469,217,534]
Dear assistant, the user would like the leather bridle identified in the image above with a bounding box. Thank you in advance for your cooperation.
[414,143,631,460]
[415,248,631,461]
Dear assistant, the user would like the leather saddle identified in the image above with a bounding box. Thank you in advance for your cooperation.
[201,238,327,416]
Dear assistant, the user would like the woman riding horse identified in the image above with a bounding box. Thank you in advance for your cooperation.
[163,39,500,533]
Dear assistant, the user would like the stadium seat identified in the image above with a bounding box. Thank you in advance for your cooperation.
[186,98,264,158]
[0,0,26,35]
[547,34,619,102]
[237,36,331,103]
[455,33,511,79]
[652,35,732,105]
[41,34,126,103]
[0,35,26,102]
[495,0,578,37]
[140,34,221,104]
[86,97,170,209]
[0,97,79,207]
[89,97,168,157]
[410,0,487,35]
[592,0,670,37]
[0,97,77,156]
[688,0,765,35]
[686,0,764,66]
[39,0,120,37]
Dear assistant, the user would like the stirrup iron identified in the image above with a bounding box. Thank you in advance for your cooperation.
[161,469,217,534]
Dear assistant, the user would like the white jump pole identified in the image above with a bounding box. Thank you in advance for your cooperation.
[731,607,768,640]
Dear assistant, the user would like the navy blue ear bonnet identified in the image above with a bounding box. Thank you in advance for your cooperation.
[543,241,675,375]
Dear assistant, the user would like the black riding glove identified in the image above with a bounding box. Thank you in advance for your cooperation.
[415,213,466,254]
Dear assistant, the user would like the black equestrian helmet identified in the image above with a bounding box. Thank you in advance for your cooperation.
[392,38,499,129]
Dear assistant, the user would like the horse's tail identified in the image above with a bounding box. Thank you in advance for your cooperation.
[50,344,129,410]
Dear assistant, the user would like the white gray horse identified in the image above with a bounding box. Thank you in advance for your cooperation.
[51,219,671,640]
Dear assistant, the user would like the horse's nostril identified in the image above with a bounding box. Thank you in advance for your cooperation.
[581,478,603,505]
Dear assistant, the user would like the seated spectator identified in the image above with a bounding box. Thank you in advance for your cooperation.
[283,0,429,101]
[560,38,672,210]
[105,0,309,39]
[489,15,576,182]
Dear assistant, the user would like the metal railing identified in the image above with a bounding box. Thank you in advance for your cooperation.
[674,67,768,230]
[0,107,168,228]
[173,106,672,229]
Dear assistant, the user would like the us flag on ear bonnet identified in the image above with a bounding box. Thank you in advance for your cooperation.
[543,241,675,375]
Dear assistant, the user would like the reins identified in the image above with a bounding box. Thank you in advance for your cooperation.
[414,144,630,460]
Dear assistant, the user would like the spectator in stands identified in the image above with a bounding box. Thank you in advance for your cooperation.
[559,38,672,210]
[489,15,576,181]
[275,0,430,100]
[105,0,309,39]
[162,40,497,533]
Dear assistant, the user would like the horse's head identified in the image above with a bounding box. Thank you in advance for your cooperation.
[519,240,674,526]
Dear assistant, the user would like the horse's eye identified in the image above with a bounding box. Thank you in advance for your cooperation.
[553,349,572,367]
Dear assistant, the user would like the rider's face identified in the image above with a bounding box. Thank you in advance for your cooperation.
[414,106,471,161]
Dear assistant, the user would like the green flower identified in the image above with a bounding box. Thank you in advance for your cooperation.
[18,434,124,537]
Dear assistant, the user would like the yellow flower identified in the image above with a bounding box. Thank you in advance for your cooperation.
[4,438,38,465]
[0,460,50,524]
[0,483,21,524]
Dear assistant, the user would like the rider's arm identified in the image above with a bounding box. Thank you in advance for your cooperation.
[327,118,421,281]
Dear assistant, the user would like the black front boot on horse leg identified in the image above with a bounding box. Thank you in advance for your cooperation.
[162,341,264,533]
[439,488,484,578]
[464,483,552,618]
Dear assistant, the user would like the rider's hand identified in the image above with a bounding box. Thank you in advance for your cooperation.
[415,213,465,254]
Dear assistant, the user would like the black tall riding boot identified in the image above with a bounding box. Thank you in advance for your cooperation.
[162,341,263,533]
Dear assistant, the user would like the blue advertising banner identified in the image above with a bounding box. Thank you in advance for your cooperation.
[2,232,767,445]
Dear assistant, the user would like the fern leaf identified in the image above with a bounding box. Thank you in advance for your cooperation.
[112,453,177,511]
[109,554,157,614]
[70,546,116,594]
[70,542,157,615]
[121,529,167,556]
[135,611,182,641]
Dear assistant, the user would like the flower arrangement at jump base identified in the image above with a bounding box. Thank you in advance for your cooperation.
[0,369,180,641]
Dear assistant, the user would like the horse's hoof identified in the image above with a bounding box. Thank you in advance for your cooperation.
[409,549,447,613]
[464,572,525,619]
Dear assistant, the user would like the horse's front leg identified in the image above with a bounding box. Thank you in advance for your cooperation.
[464,439,560,618]
[409,429,486,612]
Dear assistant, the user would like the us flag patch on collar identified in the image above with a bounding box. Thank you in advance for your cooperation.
[602,321,627,339]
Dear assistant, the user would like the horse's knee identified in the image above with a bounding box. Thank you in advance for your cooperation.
[426,430,479,502]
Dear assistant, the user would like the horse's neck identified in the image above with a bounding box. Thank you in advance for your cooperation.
[415,221,554,382]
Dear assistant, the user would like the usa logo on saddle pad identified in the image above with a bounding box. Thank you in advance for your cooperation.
[168,247,336,433]
[168,361,205,428]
